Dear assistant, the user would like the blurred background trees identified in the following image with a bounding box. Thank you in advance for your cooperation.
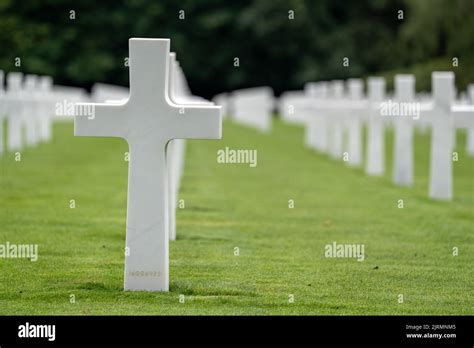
[0,0,472,97]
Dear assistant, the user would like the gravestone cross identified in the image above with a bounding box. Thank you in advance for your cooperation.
[6,73,24,152]
[23,75,40,147]
[38,76,54,143]
[366,77,386,176]
[328,80,345,160]
[167,52,213,241]
[393,74,415,186]
[167,52,183,242]
[422,72,455,200]
[304,82,329,152]
[74,38,222,291]
[346,78,364,167]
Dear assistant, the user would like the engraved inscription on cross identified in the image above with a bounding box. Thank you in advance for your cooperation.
[74,38,222,291]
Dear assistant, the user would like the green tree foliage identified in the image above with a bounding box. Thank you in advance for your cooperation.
[0,0,472,96]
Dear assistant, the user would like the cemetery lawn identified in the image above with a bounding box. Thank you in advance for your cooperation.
[0,119,473,315]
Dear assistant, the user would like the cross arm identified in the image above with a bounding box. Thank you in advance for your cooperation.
[452,105,474,128]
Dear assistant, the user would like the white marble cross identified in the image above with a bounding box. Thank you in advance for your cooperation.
[5,73,24,152]
[345,78,365,167]
[23,75,40,147]
[74,38,222,291]
[167,53,185,243]
[450,84,474,191]
[327,80,345,160]
[421,72,456,200]
[365,77,386,176]
[167,52,214,241]
[37,76,54,143]
[304,82,329,152]
[452,103,474,129]
[392,74,415,186]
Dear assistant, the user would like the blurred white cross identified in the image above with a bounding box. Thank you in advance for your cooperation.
[365,77,386,176]
[5,73,24,152]
[392,74,415,186]
[420,72,474,200]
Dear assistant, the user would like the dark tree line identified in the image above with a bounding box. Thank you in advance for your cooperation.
[0,0,472,97]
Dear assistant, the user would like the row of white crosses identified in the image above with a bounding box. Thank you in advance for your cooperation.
[284,72,473,201]
[390,72,474,200]
[303,79,367,166]
[0,70,91,155]
[167,52,215,241]
[75,38,222,291]
[0,71,56,154]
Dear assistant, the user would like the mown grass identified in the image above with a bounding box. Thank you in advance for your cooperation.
[0,118,472,315]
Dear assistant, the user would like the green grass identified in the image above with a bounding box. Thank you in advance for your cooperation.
[0,119,473,315]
